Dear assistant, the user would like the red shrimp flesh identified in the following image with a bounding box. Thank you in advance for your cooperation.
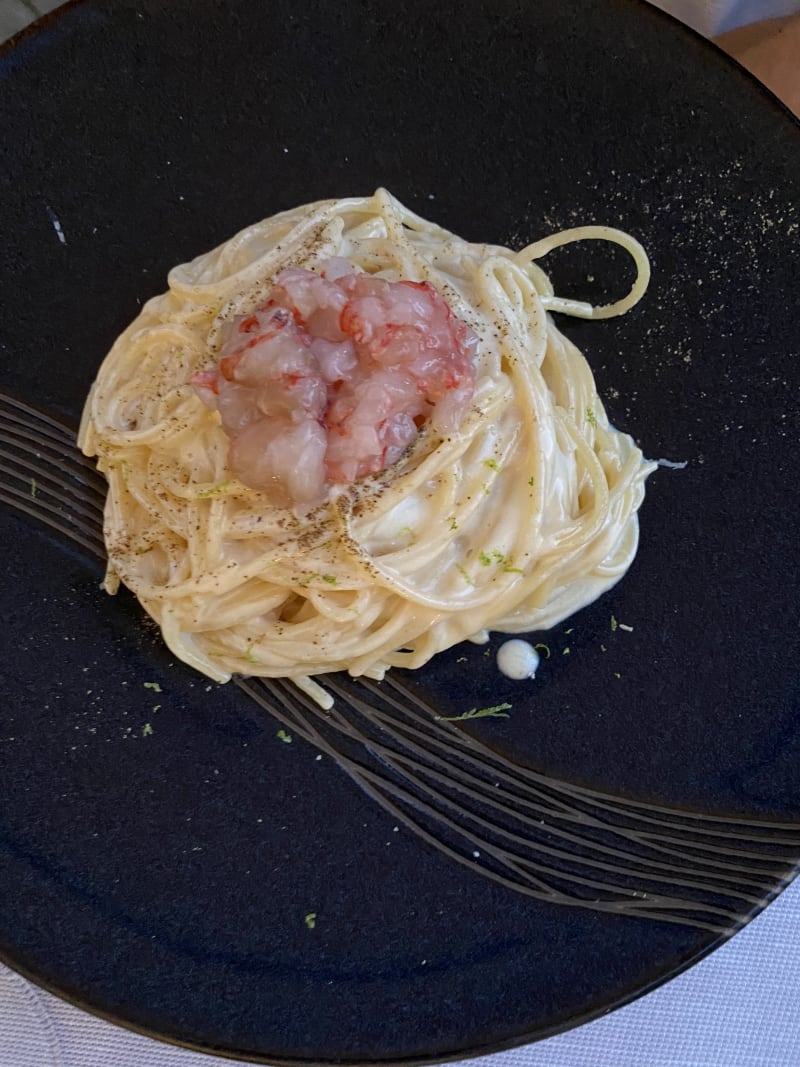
[192,263,478,506]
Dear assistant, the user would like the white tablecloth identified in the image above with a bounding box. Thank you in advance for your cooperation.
[2,2,799,1064]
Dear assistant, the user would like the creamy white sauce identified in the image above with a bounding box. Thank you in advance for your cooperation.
[497,639,540,680]
[468,630,490,645]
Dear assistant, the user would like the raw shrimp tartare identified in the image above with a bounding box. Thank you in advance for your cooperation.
[192,261,477,506]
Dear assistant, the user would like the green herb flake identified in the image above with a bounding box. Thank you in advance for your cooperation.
[30,478,37,497]
[299,572,337,587]
[483,458,501,472]
[527,476,535,487]
[448,516,458,531]
[196,480,231,498]
[562,647,571,655]
[586,407,598,427]
[277,729,293,744]
[437,702,512,722]
[534,643,551,659]
[456,565,474,587]
[476,549,523,574]
[610,615,618,632]
[142,723,153,737]
[245,645,260,664]
[143,682,162,693]
[304,912,317,929]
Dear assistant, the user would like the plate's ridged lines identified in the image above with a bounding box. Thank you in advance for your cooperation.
[2,390,798,936]
[0,393,106,559]
[236,675,800,934]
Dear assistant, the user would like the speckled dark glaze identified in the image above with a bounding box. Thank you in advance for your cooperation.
[0,1,798,1063]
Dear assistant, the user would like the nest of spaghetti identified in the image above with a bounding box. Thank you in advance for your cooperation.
[79,189,654,707]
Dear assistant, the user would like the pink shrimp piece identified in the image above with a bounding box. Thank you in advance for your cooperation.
[191,262,477,506]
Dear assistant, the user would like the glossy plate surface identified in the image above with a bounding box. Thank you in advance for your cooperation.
[0,0,799,1062]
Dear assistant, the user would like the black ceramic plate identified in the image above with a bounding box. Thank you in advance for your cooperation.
[1,0,799,1063]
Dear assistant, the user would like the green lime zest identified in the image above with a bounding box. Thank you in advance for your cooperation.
[299,573,338,587]
[456,565,474,587]
[196,480,231,498]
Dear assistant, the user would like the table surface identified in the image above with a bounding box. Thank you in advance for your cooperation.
[1,2,798,1065]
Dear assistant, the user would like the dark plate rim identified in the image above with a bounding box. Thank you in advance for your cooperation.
[2,877,795,1067]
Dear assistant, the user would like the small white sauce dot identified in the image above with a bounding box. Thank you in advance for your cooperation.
[497,639,540,681]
